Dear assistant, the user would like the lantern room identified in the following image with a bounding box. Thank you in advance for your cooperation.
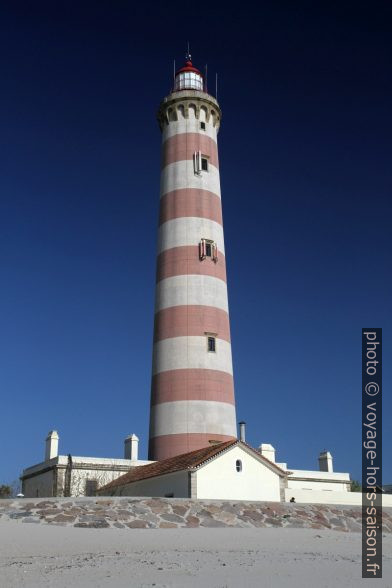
[174,59,204,92]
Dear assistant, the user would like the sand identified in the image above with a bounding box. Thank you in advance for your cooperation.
[0,521,391,587]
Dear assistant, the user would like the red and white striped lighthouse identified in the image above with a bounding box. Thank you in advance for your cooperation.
[149,55,237,461]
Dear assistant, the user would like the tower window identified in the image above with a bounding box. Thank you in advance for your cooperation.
[236,459,242,473]
[199,239,218,262]
[207,336,216,352]
[200,122,206,130]
[194,152,209,174]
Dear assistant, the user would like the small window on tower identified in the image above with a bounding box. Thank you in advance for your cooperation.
[194,152,209,174]
[200,121,206,130]
[199,239,218,262]
[207,336,216,353]
[236,459,242,473]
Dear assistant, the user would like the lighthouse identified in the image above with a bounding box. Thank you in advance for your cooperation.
[149,54,237,461]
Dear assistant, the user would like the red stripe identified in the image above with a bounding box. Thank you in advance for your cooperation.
[154,305,230,343]
[159,189,222,226]
[148,433,236,461]
[161,133,218,169]
[151,369,235,405]
[156,246,226,283]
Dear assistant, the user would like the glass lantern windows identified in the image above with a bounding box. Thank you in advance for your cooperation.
[174,71,204,91]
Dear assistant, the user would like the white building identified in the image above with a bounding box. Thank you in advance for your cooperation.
[21,429,362,504]
[98,440,288,501]
[20,431,151,498]
[98,437,355,504]
[259,444,353,504]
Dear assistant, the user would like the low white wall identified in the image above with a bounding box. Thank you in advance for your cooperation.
[196,446,281,501]
[70,468,130,496]
[21,456,152,498]
[285,488,392,507]
[287,479,350,492]
[22,470,54,498]
[115,471,189,498]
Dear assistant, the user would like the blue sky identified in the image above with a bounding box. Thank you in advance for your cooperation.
[0,2,391,485]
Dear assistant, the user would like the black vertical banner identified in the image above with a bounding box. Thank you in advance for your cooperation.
[362,328,382,578]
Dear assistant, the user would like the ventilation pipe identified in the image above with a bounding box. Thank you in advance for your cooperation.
[239,421,246,442]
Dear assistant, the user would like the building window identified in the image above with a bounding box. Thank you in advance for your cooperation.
[207,336,216,352]
[201,157,208,171]
[199,238,218,262]
[85,479,98,496]
[200,121,206,130]
[236,459,242,473]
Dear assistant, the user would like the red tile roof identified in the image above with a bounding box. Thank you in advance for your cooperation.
[99,440,287,493]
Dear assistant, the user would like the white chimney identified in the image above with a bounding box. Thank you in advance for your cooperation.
[45,430,59,461]
[239,421,246,442]
[259,443,276,462]
[124,434,139,460]
[318,450,333,472]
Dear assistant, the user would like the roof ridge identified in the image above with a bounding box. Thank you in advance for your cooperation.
[238,441,289,475]
[99,440,238,492]
[98,439,289,494]
[187,439,239,468]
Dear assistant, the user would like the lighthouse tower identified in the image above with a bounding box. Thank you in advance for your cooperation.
[149,54,237,461]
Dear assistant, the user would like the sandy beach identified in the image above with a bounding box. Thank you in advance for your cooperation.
[1,521,391,588]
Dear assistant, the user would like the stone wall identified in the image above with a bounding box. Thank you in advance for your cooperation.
[1,497,391,533]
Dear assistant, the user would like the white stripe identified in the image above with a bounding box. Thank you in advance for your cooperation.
[157,217,225,255]
[162,119,218,142]
[160,160,221,198]
[149,400,237,437]
[152,336,233,375]
[155,275,229,313]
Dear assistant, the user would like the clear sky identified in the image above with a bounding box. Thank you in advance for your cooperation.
[1,2,391,486]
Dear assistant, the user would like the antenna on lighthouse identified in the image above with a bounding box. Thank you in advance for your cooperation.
[186,41,191,62]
